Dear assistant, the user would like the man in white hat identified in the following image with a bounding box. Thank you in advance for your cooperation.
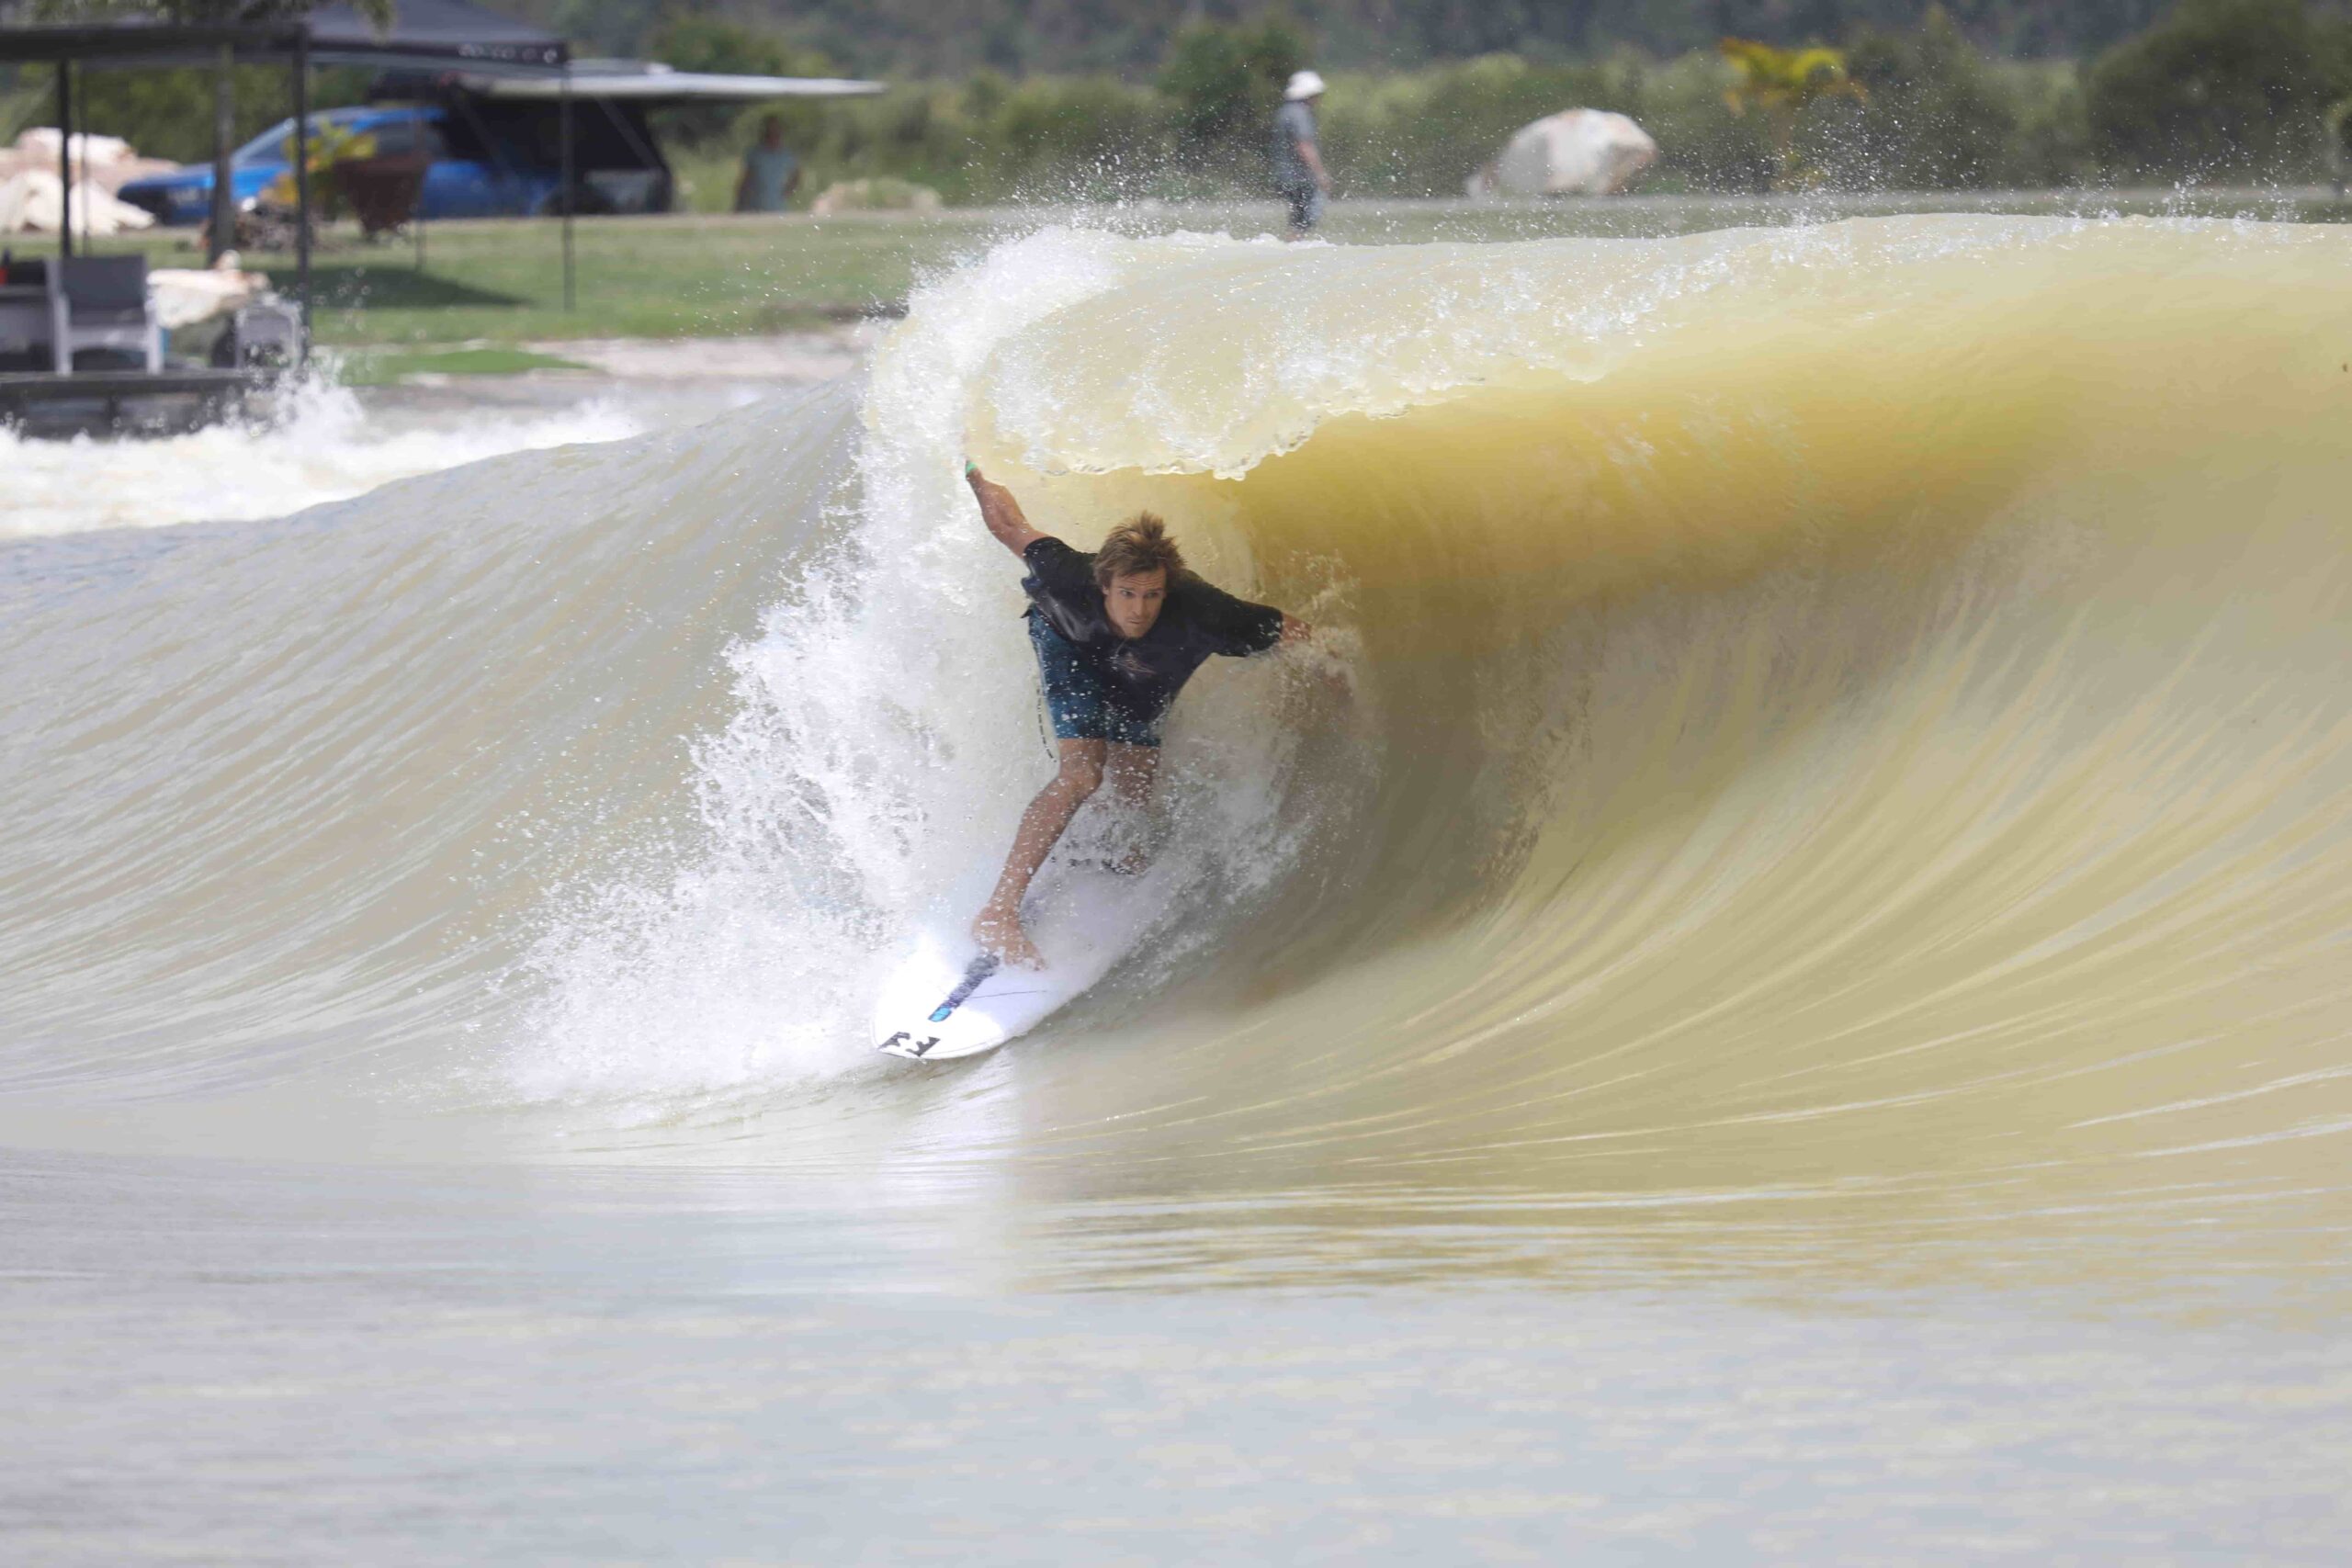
[1272,69,1331,240]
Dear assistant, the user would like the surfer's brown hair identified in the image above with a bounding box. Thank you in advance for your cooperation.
[1094,513,1186,588]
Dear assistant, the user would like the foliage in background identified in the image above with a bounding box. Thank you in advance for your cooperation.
[4,1,386,164]
[0,73,45,142]
[1312,54,1775,197]
[642,10,841,149]
[258,114,372,216]
[1718,38,1867,186]
[2326,94,2352,182]
[24,0,393,25]
[1807,6,2091,187]
[2086,0,2346,179]
[0,62,374,164]
[1158,15,1304,170]
[523,0,2185,78]
[12,0,2352,202]
[650,25,1775,205]
[641,1,2352,208]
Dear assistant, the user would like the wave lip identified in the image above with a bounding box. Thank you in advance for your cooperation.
[888,215,2352,1242]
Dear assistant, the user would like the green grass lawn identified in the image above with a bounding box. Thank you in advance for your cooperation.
[96,210,1005,350]
[276,213,992,346]
[328,344,593,385]
[74,187,2348,365]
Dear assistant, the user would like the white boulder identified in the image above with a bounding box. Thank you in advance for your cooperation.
[15,128,134,170]
[0,169,158,236]
[0,128,180,194]
[1470,109,1658,198]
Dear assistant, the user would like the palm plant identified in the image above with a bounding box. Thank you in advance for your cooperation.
[1719,38,1865,189]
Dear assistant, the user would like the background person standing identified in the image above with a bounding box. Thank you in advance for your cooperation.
[1271,70,1332,239]
[734,115,801,213]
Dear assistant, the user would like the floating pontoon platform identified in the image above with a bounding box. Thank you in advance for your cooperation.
[0,367,283,434]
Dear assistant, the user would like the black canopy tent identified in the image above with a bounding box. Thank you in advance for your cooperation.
[0,0,572,355]
[300,0,564,70]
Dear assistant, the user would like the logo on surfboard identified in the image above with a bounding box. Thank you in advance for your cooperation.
[878,955,1001,1058]
[929,953,1001,1023]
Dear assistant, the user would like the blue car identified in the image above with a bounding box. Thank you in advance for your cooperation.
[117,99,673,226]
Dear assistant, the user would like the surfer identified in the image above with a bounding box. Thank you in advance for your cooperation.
[965,464,1310,968]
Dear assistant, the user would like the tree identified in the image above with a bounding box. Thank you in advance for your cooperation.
[1719,36,1866,187]
[2086,0,2332,179]
[641,13,840,150]
[1158,16,1306,164]
[28,2,393,258]
[30,0,390,23]
[2325,95,2352,193]
[1834,6,2018,187]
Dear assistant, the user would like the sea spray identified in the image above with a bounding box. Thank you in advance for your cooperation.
[0,374,646,538]
[506,228,1360,1104]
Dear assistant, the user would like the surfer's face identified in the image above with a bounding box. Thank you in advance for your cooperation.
[1104,568,1167,638]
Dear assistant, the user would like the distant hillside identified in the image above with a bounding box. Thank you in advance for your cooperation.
[538,0,2189,73]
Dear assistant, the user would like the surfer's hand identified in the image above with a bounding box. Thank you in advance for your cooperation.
[1285,635,1353,704]
[965,464,1007,504]
[973,899,1045,969]
[967,468,1046,558]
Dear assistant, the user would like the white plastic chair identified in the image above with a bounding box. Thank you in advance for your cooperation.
[49,255,161,373]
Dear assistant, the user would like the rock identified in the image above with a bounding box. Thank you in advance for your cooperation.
[1469,110,1658,198]
[1,128,178,194]
[16,128,133,168]
[0,170,159,236]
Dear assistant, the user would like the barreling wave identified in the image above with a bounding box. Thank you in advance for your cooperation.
[5,215,2350,1276]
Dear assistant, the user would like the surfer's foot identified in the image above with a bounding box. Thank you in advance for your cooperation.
[973,902,1044,969]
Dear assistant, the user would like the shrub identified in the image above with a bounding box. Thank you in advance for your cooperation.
[2086,0,2335,179]
[1821,7,2024,188]
[645,15,842,151]
[1317,53,1772,197]
[1159,18,1304,145]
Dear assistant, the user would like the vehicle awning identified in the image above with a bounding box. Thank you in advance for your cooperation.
[305,0,566,72]
[461,62,885,102]
[0,0,566,73]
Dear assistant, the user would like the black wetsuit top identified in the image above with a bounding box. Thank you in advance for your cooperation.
[1021,536,1284,723]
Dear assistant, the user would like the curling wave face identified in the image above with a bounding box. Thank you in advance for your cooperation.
[6,215,2351,1294]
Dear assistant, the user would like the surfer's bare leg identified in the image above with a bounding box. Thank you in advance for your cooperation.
[974,739,1106,967]
[1103,743,1161,873]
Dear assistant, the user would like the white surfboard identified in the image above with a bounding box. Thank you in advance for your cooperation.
[873,861,1156,1062]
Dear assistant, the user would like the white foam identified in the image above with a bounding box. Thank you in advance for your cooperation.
[0,375,644,538]
[507,228,1361,1107]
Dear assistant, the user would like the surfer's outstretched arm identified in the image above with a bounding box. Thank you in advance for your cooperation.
[966,464,1046,558]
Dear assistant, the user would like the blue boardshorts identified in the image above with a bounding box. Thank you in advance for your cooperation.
[1029,614,1165,748]
[1281,183,1325,231]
